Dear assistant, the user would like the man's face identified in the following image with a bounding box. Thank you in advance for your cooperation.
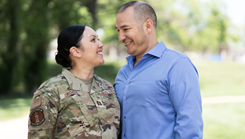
[116,7,148,57]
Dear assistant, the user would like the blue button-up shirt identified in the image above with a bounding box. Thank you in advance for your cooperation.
[114,41,203,139]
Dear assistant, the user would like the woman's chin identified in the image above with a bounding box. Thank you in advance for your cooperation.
[95,59,105,67]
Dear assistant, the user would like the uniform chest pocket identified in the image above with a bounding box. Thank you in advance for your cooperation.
[96,89,120,124]
[58,94,92,137]
[67,116,90,137]
[98,90,118,110]
[72,95,95,126]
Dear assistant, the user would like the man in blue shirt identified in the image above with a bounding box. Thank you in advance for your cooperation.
[114,1,203,139]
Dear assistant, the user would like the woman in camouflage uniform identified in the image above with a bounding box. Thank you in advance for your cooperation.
[28,25,120,139]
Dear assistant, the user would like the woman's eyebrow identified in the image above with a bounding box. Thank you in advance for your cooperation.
[89,35,98,38]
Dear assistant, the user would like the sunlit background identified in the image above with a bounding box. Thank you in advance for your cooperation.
[0,0,245,138]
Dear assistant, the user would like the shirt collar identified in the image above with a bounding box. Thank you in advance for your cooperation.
[146,41,167,58]
[126,41,167,63]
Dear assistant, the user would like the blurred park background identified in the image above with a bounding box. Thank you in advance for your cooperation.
[0,0,245,138]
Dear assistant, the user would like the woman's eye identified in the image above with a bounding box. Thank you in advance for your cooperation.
[91,38,95,42]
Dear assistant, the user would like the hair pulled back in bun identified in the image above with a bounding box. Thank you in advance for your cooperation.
[55,25,85,68]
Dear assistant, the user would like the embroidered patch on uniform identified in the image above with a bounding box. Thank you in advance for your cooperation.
[29,108,45,126]
[65,90,76,97]
[30,98,41,109]
[102,90,110,94]
[96,100,104,107]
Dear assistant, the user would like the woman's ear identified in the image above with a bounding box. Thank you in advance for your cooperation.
[69,46,82,58]
[143,19,154,35]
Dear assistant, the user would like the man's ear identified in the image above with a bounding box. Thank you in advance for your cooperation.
[144,19,154,35]
[69,46,82,58]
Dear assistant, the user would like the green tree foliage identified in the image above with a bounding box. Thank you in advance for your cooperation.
[0,0,21,94]
[0,0,97,94]
[149,0,238,53]
[21,0,51,92]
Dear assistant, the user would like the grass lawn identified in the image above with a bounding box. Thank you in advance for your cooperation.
[194,61,245,97]
[203,102,245,139]
[0,95,32,121]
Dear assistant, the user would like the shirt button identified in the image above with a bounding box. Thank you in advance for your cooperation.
[124,97,126,101]
[124,134,126,137]
[127,80,130,84]
[124,116,126,119]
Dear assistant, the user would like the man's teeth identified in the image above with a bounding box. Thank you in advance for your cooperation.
[125,42,131,45]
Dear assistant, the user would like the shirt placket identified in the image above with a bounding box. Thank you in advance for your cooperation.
[122,67,137,138]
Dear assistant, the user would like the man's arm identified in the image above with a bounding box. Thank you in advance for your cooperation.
[168,58,203,139]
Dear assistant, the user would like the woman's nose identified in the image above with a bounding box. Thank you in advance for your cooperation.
[98,41,103,48]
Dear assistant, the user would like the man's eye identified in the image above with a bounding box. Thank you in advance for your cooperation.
[124,29,128,31]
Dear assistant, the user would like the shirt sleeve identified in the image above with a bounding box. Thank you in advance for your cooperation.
[28,89,59,139]
[168,58,203,139]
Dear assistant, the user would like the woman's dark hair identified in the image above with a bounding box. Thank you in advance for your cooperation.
[55,25,85,68]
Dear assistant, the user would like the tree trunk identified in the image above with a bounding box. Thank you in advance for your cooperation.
[0,0,20,94]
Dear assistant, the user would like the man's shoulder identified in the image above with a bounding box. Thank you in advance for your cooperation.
[165,48,188,59]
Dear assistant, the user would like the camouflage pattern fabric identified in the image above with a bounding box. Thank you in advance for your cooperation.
[28,69,120,139]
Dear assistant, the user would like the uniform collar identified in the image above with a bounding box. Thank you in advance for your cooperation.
[91,74,104,93]
[62,69,103,92]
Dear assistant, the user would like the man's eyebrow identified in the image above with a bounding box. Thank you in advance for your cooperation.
[115,25,129,29]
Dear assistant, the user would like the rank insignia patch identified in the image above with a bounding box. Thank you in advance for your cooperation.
[96,100,104,107]
[29,108,45,126]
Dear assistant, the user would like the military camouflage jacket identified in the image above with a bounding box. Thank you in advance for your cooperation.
[28,69,120,139]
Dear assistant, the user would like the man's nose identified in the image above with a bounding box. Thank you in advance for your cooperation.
[118,32,126,42]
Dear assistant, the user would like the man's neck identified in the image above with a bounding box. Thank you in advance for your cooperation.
[133,40,159,67]
[133,56,142,67]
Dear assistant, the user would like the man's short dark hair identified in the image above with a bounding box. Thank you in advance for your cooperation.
[118,1,157,28]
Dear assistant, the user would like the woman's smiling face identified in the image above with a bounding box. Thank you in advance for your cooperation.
[79,26,104,67]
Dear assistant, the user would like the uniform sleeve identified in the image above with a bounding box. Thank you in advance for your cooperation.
[113,88,121,132]
[168,58,203,139]
[28,89,59,139]
[104,80,121,137]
